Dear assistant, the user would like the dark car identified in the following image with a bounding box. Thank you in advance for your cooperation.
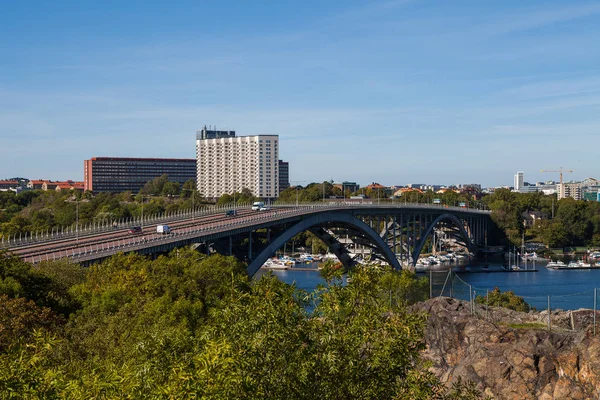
[128,226,143,234]
[225,210,237,217]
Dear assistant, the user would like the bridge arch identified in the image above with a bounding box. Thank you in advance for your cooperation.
[411,213,475,264]
[247,211,402,276]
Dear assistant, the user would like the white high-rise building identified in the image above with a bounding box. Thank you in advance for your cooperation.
[514,171,524,192]
[196,126,279,199]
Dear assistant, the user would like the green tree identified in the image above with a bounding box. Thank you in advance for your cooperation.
[475,287,531,312]
[162,181,181,197]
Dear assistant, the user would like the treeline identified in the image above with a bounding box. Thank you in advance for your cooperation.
[0,184,205,238]
[0,176,263,239]
[483,189,600,248]
[0,250,488,399]
[277,182,479,207]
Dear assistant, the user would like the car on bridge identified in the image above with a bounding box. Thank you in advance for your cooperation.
[259,205,271,211]
[225,209,237,217]
[128,226,143,234]
[156,225,171,234]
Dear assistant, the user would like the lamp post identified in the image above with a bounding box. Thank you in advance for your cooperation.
[140,194,144,230]
[182,188,196,221]
[76,200,79,246]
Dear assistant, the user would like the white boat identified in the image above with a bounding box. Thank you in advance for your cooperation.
[546,261,567,269]
[578,261,592,268]
[567,260,591,268]
[279,255,297,266]
[521,252,539,261]
[589,251,600,260]
[262,259,288,270]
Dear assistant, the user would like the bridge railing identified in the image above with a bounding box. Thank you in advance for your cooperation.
[1,201,253,249]
[22,205,322,264]
[5,201,489,251]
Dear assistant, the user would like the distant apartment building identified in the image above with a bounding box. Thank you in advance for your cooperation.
[278,160,290,191]
[514,172,524,192]
[195,126,279,199]
[333,181,360,193]
[27,180,46,190]
[54,181,84,192]
[459,183,482,191]
[583,191,600,202]
[84,157,196,193]
[558,182,582,200]
[0,180,19,192]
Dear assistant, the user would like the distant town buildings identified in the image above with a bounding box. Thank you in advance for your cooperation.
[509,171,600,201]
[195,126,279,199]
[278,160,289,191]
[25,179,84,192]
[83,157,196,193]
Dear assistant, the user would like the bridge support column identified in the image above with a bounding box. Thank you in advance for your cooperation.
[229,235,233,256]
[392,218,397,258]
[248,231,253,261]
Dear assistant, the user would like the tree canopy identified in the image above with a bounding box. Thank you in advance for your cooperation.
[0,250,489,399]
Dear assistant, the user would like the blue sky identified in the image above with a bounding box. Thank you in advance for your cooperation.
[1,0,599,187]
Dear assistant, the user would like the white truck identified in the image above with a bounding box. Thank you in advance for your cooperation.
[156,224,171,234]
[251,201,265,211]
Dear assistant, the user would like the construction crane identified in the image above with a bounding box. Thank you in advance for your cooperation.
[540,167,573,186]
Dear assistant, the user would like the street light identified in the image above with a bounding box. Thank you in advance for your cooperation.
[140,194,144,230]
[76,199,79,246]
[181,188,196,222]
[290,180,305,208]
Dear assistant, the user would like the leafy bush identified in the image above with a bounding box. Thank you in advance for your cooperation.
[475,287,531,312]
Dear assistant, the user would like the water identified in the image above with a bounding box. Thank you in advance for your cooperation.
[254,263,327,292]
[255,259,600,311]
[451,259,600,311]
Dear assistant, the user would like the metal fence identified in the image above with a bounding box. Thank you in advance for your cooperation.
[429,270,599,335]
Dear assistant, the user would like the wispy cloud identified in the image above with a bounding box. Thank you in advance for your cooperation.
[484,3,600,35]
[491,75,600,101]
[329,0,419,22]
[477,122,600,138]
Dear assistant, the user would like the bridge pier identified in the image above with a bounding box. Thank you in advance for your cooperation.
[248,231,253,261]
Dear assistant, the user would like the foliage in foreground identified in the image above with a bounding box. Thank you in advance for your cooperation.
[0,250,488,399]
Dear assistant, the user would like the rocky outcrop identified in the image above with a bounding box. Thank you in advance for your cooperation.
[412,297,600,399]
